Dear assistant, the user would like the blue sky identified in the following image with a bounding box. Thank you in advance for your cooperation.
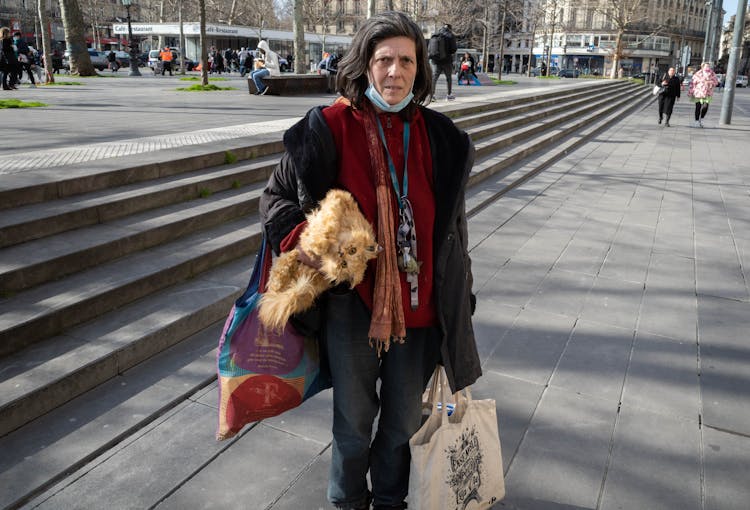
[723,0,739,23]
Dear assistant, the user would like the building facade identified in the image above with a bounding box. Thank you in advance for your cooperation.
[530,0,715,78]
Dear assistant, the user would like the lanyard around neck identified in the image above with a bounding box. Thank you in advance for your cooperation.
[375,116,410,210]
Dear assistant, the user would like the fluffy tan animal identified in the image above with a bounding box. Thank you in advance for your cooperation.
[259,189,380,331]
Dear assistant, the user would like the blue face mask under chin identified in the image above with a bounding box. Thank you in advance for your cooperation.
[365,83,414,113]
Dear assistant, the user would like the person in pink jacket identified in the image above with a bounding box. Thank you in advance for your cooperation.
[688,62,719,128]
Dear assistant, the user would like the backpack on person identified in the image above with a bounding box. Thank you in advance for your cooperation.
[428,30,456,62]
[428,34,446,61]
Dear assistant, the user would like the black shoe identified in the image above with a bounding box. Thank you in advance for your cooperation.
[658,118,662,124]
[260,86,269,95]
[665,122,671,127]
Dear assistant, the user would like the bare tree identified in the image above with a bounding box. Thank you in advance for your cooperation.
[525,2,545,76]
[59,0,96,75]
[38,0,55,83]
[293,0,305,73]
[595,0,648,78]
[199,0,208,85]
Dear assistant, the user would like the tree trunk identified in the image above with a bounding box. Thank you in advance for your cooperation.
[158,0,165,50]
[59,0,96,75]
[38,0,55,83]
[498,1,507,80]
[199,0,208,85]
[293,0,305,73]
[610,29,623,79]
[179,0,185,74]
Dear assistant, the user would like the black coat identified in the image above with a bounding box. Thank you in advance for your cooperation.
[259,105,482,392]
[661,74,681,98]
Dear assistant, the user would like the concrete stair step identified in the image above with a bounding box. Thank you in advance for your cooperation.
[0,315,227,510]
[0,136,286,212]
[0,216,262,357]
[438,81,614,123]
[0,185,265,294]
[464,81,632,143]
[466,87,652,215]
[469,85,647,189]
[470,82,639,164]
[0,155,276,249]
[454,80,627,130]
[0,255,253,439]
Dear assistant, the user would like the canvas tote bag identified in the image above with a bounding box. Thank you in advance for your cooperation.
[409,366,505,509]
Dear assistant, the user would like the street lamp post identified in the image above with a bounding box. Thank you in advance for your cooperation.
[121,0,142,76]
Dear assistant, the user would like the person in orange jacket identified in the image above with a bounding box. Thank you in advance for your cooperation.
[159,47,174,76]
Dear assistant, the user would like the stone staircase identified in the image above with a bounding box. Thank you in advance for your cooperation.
[0,79,651,510]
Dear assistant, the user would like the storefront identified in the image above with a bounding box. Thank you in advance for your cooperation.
[111,22,352,68]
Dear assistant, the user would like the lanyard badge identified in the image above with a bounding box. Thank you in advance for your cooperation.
[376,117,420,310]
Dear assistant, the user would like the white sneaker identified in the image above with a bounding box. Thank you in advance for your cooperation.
[446,94,455,101]
[693,120,701,128]
[699,119,704,128]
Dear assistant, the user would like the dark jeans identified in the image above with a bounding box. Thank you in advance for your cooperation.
[431,60,453,96]
[161,60,172,75]
[658,95,676,119]
[324,290,440,509]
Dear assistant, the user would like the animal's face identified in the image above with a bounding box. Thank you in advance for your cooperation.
[320,228,380,287]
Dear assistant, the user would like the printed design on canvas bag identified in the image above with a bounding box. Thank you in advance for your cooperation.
[445,425,484,509]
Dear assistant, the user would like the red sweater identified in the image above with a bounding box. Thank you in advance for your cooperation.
[313,102,438,327]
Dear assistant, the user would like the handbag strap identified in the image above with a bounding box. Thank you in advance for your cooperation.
[247,236,273,294]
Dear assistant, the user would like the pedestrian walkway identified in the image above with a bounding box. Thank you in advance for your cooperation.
[15,88,750,510]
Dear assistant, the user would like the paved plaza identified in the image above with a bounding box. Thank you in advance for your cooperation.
[2,74,750,509]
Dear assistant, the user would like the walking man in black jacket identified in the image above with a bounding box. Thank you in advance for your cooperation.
[428,23,457,101]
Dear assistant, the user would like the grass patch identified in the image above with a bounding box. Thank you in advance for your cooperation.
[538,75,561,80]
[176,84,236,91]
[44,81,83,86]
[491,79,516,85]
[231,180,241,189]
[179,76,229,82]
[0,99,47,108]
[198,188,212,198]
[224,151,238,164]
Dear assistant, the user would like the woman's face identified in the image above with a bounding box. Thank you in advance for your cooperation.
[368,36,417,106]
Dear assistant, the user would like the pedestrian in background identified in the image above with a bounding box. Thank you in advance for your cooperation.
[1,26,19,90]
[658,67,681,127]
[238,47,252,77]
[251,40,280,95]
[428,23,457,101]
[159,46,174,76]
[259,11,480,510]
[688,62,719,128]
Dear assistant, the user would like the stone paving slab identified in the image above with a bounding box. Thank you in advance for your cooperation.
[598,404,702,510]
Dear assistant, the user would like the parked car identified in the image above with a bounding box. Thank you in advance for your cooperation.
[62,48,108,71]
[736,75,748,88]
[557,68,580,78]
[148,48,196,72]
[531,66,559,77]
